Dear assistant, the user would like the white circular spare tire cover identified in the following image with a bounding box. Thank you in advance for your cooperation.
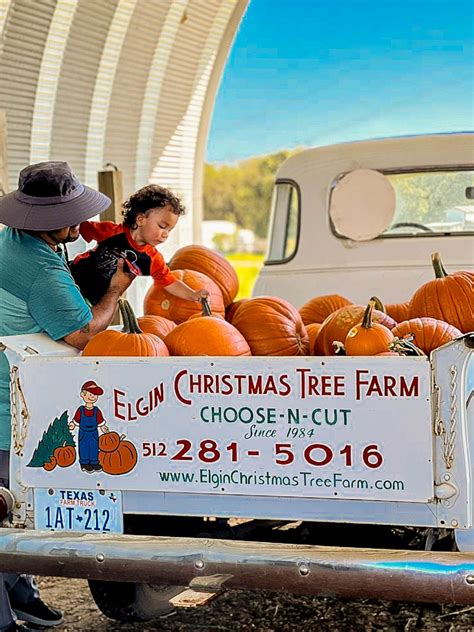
[329,168,396,241]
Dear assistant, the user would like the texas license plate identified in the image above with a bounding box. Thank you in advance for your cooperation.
[34,488,123,533]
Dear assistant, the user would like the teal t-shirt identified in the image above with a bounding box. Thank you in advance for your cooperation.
[0,228,92,450]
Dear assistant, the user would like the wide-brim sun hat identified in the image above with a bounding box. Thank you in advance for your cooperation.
[0,161,111,230]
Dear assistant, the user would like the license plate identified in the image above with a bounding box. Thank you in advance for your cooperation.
[34,488,123,533]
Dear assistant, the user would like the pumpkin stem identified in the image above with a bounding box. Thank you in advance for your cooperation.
[369,296,385,312]
[119,299,143,334]
[431,252,448,278]
[390,335,426,356]
[201,296,212,317]
[361,299,376,329]
[332,341,346,355]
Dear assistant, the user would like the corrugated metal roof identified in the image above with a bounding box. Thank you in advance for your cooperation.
[0,0,248,246]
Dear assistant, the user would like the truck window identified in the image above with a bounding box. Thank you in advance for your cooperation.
[266,181,299,263]
[331,168,474,239]
[383,169,474,236]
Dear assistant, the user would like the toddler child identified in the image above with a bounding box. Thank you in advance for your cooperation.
[70,184,208,306]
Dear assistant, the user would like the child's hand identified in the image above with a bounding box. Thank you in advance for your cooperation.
[193,288,209,302]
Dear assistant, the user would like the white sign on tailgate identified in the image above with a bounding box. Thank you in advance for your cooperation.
[17,356,433,502]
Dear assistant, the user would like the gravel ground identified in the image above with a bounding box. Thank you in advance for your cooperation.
[38,577,474,631]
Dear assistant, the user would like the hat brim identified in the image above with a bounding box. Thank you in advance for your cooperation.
[0,185,111,230]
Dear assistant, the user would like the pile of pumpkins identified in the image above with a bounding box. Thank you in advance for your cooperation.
[82,247,473,358]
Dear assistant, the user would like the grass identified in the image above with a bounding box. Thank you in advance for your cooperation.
[226,252,264,300]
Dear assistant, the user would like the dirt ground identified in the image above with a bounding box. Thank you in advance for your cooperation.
[38,577,474,631]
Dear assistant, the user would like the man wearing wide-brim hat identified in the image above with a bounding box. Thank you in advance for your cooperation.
[0,162,134,631]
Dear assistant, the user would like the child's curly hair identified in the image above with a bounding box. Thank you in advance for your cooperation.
[122,184,186,228]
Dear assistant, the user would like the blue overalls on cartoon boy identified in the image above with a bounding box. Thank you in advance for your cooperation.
[70,380,107,473]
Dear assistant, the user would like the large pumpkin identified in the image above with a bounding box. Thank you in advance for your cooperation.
[232,296,310,356]
[299,294,352,325]
[168,245,239,307]
[83,300,169,357]
[344,300,394,356]
[144,269,225,323]
[409,252,473,332]
[99,438,138,475]
[314,301,396,356]
[164,299,250,356]
[392,318,462,355]
[137,314,176,340]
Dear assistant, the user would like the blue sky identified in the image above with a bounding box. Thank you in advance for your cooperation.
[205,0,474,163]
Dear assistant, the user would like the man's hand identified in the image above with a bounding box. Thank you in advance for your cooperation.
[68,422,75,431]
[109,258,135,295]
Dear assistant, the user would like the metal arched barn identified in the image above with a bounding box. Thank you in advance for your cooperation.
[0,0,248,257]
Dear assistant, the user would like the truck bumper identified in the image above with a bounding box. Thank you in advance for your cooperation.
[1,530,474,604]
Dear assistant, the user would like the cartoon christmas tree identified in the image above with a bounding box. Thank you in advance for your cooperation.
[27,411,75,467]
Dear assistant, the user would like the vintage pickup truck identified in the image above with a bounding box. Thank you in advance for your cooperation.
[0,132,473,621]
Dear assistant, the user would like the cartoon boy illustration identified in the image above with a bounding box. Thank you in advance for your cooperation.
[69,380,108,473]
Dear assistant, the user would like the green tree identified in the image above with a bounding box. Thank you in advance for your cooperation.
[203,149,300,239]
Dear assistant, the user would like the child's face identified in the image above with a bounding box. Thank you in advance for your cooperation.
[133,206,179,247]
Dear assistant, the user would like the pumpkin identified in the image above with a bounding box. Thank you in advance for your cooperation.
[99,431,121,453]
[344,300,395,356]
[43,456,57,471]
[299,294,352,325]
[409,252,474,332]
[53,444,76,468]
[99,436,138,475]
[168,244,239,307]
[232,296,310,356]
[225,298,249,324]
[392,317,462,355]
[385,302,411,323]
[144,269,225,323]
[314,299,396,356]
[137,314,176,340]
[306,323,322,354]
[164,299,251,356]
[83,300,169,357]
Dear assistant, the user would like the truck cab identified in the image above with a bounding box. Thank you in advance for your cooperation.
[254,133,473,305]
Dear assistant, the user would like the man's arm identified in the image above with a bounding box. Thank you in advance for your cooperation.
[63,259,133,350]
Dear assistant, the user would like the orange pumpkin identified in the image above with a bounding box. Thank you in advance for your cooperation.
[409,252,473,332]
[299,294,353,325]
[164,300,251,356]
[344,300,395,356]
[306,323,322,354]
[83,300,169,357]
[144,269,225,323]
[137,314,176,340]
[232,296,310,356]
[392,317,462,355]
[99,438,138,475]
[99,431,121,453]
[168,244,239,307]
[314,300,396,356]
[225,298,249,324]
[53,444,76,468]
[385,302,411,323]
[43,456,57,471]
